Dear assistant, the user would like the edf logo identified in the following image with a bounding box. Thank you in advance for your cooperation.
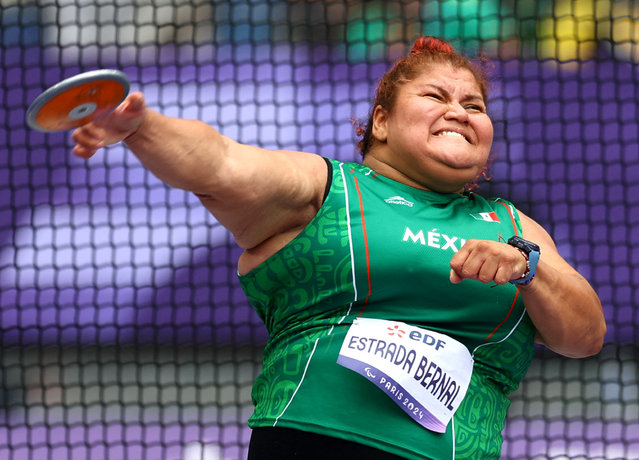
[387,324,405,338]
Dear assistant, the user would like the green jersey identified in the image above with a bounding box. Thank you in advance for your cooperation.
[239,159,536,459]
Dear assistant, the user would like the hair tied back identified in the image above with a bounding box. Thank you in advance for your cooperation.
[411,36,455,55]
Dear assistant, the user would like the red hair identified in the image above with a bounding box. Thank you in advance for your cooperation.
[411,36,455,55]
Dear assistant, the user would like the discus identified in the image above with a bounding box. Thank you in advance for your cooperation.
[26,69,130,132]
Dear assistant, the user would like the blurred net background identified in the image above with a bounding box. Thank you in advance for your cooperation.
[1,0,638,459]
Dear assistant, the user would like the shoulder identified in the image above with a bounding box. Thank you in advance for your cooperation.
[481,198,554,244]
[517,210,557,250]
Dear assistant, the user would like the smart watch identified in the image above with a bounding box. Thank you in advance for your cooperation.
[507,236,540,286]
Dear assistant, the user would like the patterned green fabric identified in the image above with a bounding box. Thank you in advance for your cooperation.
[239,159,536,459]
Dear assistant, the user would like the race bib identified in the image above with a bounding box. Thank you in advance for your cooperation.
[337,318,473,433]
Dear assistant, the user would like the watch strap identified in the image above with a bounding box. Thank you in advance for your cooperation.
[508,237,540,286]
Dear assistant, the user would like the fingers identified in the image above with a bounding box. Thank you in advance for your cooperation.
[449,268,464,284]
[108,92,146,126]
[123,92,146,114]
[449,239,526,285]
[70,92,146,159]
[72,124,106,159]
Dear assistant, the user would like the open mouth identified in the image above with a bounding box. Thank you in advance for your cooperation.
[433,130,471,143]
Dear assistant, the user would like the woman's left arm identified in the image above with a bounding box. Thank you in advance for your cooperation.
[449,211,606,358]
[517,211,606,358]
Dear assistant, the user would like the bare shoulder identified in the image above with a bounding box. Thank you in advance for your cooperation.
[220,141,327,202]
[198,145,329,250]
[231,150,329,274]
[231,145,329,215]
[517,211,556,248]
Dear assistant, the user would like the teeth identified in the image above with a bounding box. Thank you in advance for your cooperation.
[436,131,465,139]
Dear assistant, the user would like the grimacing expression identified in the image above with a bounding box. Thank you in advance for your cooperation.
[372,63,494,193]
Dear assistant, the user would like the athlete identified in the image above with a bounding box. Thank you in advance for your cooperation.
[71,36,606,459]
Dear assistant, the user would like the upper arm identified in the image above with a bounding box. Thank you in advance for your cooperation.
[517,209,605,354]
[117,109,329,250]
[195,140,329,249]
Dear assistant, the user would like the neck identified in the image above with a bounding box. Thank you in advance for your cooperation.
[362,154,465,194]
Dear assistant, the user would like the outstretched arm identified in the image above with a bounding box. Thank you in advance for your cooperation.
[72,92,328,250]
[449,212,606,358]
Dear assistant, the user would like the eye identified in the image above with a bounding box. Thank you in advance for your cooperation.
[425,92,444,101]
[465,104,486,113]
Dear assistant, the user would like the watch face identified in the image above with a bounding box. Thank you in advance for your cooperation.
[508,236,540,253]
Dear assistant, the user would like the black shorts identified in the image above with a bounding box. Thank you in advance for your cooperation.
[248,427,407,460]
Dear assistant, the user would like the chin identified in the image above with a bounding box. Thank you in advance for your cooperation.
[435,154,480,170]
[438,152,483,169]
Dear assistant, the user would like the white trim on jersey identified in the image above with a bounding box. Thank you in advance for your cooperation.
[272,336,320,426]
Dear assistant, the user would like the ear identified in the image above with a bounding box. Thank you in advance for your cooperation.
[371,105,389,143]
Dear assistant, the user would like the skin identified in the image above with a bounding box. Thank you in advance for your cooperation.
[364,64,494,194]
[72,63,606,358]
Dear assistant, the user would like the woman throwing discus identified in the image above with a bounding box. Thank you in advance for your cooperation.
[72,36,606,459]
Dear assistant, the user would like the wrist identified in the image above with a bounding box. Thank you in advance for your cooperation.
[122,108,150,147]
[507,236,540,286]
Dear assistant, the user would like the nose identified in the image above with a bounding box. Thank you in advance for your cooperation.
[444,102,469,123]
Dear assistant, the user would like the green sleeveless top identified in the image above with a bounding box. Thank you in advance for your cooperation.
[238,159,536,459]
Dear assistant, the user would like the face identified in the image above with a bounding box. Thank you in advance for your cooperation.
[367,63,493,193]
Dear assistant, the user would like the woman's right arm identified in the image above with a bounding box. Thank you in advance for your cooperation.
[72,92,328,250]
